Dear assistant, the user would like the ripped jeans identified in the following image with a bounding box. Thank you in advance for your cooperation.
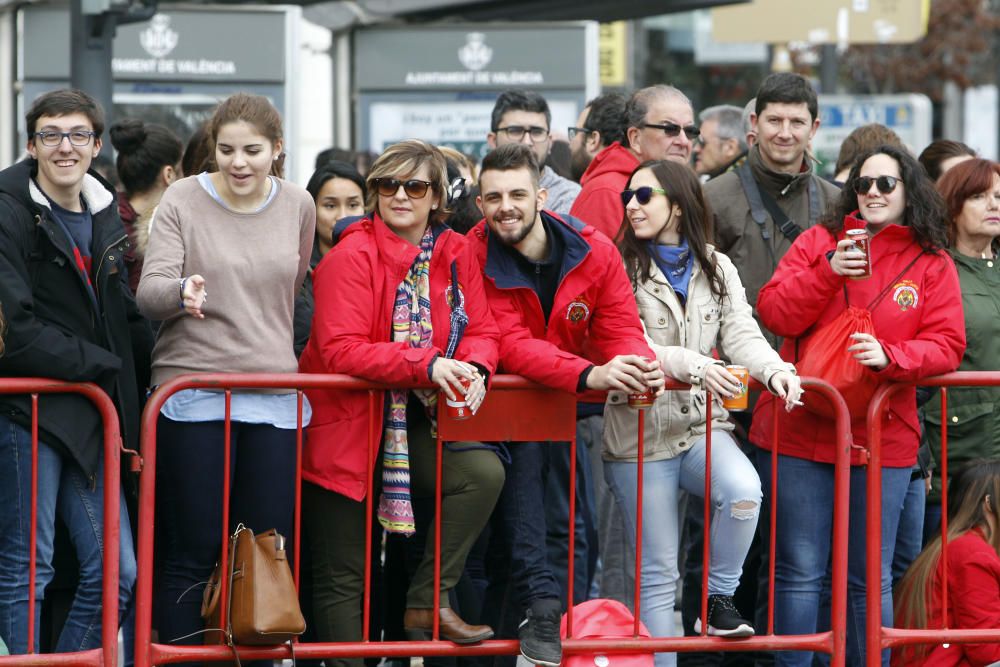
[604,431,761,667]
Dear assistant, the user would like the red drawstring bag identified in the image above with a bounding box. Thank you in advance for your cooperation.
[795,246,925,420]
[560,599,654,667]
[795,305,879,419]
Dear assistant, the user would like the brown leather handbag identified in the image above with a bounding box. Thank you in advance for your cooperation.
[201,524,306,659]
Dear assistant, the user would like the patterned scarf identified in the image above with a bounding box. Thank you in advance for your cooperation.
[378,227,437,535]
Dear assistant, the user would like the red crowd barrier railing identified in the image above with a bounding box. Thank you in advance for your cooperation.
[0,379,123,667]
[866,371,1000,667]
[132,373,852,665]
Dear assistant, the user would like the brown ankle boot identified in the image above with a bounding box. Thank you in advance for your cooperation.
[403,607,494,644]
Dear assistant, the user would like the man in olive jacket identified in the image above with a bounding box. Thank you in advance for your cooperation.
[0,89,152,654]
[704,73,840,350]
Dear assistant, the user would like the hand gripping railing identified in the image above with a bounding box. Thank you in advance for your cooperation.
[866,371,1000,667]
[131,373,852,665]
[0,379,123,667]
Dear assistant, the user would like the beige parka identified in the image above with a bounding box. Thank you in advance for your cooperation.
[603,247,795,462]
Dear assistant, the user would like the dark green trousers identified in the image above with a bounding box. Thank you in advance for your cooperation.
[303,425,503,665]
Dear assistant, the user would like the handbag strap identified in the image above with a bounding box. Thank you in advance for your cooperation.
[865,248,926,311]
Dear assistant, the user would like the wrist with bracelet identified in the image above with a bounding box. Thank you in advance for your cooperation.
[178,277,188,309]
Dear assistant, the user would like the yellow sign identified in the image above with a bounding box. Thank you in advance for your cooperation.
[712,0,929,44]
[599,22,627,88]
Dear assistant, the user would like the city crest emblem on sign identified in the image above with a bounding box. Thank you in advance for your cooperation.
[140,15,179,59]
[458,32,492,71]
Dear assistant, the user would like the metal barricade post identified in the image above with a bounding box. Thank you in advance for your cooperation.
[867,371,1000,666]
[132,373,852,665]
[0,379,122,667]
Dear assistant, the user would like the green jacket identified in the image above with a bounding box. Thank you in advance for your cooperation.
[925,250,1000,502]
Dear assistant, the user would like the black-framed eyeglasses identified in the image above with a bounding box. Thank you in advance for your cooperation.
[621,186,667,207]
[568,126,593,141]
[497,125,549,142]
[33,130,96,147]
[640,122,701,141]
[852,175,899,196]
[373,178,435,199]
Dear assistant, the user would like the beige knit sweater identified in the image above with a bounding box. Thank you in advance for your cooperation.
[137,176,316,386]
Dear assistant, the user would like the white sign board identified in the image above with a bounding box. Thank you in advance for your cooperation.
[814,94,933,173]
[367,100,578,159]
[963,85,999,161]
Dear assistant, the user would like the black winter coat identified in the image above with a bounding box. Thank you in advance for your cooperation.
[0,159,153,478]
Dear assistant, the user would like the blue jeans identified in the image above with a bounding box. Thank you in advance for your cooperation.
[545,426,596,607]
[605,431,761,667]
[755,451,910,667]
[891,474,926,588]
[0,413,135,654]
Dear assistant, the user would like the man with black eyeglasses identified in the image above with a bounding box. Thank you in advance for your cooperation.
[568,93,627,183]
[570,85,698,240]
[487,89,581,215]
[0,89,151,654]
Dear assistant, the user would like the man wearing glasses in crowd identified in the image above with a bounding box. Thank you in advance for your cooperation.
[570,84,699,240]
[0,88,151,654]
[487,89,581,215]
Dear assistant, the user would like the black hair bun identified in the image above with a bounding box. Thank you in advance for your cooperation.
[109,119,147,154]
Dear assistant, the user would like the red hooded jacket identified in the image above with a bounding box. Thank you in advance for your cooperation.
[750,221,965,467]
[466,211,652,395]
[298,215,499,500]
[569,143,639,241]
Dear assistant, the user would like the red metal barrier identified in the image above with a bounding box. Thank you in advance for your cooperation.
[132,373,852,665]
[0,379,123,667]
[866,371,1000,667]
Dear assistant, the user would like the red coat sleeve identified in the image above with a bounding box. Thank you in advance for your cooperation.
[496,314,592,393]
[569,186,622,242]
[452,248,500,375]
[757,227,846,338]
[311,242,440,384]
[947,544,1000,666]
[876,253,965,382]
[586,245,655,363]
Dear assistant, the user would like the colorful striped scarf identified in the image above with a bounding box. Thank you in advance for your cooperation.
[378,226,437,535]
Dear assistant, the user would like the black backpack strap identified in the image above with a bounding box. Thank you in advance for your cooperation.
[736,163,778,267]
[757,187,802,243]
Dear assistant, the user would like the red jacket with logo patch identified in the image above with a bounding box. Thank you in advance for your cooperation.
[298,216,499,500]
[466,211,652,395]
[750,221,965,467]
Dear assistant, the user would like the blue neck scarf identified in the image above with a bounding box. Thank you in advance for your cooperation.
[649,237,695,304]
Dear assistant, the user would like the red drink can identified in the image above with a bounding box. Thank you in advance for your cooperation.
[445,376,473,420]
[846,229,872,280]
[721,365,749,411]
[628,389,655,409]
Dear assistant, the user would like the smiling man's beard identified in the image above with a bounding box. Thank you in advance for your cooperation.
[492,205,538,247]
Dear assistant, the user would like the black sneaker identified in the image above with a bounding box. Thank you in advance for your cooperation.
[518,598,563,666]
[693,594,755,638]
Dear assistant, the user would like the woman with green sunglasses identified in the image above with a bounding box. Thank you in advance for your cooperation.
[604,160,800,665]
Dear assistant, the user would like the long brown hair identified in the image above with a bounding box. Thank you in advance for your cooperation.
[894,459,1000,664]
[820,144,948,252]
[617,160,726,300]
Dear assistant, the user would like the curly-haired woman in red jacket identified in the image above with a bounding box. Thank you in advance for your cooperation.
[298,140,504,663]
[750,144,966,667]
[895,459,1000,667]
